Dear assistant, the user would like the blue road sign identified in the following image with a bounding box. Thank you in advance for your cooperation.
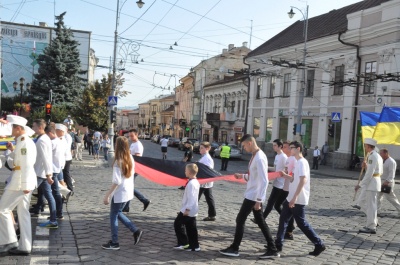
[331,112,341,122]
[108,96,118,106]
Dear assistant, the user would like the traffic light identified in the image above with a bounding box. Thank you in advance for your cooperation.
[328,124,335,137]
[110,110,117,123]
[292,123,297,135]
[185,127,190,132]
[45,102,52,121]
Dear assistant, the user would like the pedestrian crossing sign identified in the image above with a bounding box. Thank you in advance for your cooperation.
[331,112,341,122]
[108,96,118,106]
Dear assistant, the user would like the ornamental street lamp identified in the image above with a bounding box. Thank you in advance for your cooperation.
[288,5,309,141]
[108,0,145,165]
[19,77,25,113]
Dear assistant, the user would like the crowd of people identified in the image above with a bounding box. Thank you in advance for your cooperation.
[0,114,397,260]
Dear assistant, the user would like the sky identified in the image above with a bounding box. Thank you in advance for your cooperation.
[1,0,363,108]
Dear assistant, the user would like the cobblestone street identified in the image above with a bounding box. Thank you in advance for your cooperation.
[1,140,400,264]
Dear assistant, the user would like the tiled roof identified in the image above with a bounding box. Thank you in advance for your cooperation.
[247,0,390,57]
[162,105,174,112]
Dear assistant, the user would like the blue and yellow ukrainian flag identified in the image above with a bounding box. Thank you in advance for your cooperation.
[360,111,380,142]
[372,107,400,145]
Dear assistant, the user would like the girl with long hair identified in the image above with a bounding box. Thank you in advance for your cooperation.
[102,137,143,250]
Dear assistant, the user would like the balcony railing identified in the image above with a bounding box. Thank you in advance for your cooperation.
[206,113,220,121]
[191,114,200,122]
[220,112,237,123]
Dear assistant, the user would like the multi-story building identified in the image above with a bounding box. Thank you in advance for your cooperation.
[191,43,251,140]
[138,101,151,134]
[203,74,247,144]
[174,75,194,139]
[245,0,400,167]
[0,21,92,96]
[159,94,175,136]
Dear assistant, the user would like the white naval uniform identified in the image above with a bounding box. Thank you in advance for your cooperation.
[0,134,37,251]
[358,150,383,229]
[377,157,400,214]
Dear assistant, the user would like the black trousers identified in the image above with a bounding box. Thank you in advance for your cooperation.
[198,187,216,217]
[84,140,88,149]
[275,190,294,233]
[263,186,284,219]
[174,212,199,248]
[87,142,93,155]
[312,157,319,169]
[221,157,229,170]
[232,198,276,251]
[63,160,73,191]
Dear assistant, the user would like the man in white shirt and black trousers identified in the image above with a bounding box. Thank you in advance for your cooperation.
[312,146,320,170]
[277,141,326,256]
[219,134,279,259]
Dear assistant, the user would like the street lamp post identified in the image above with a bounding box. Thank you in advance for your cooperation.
[19,77,25,114]
[108,0,144,165]
[288,5,309,141]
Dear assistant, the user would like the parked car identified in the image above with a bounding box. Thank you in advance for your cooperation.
[178,137,197,150]
[144,133,151,140]
[213,144,242,159]
[209,142,221,156]
[151,135,160,143]
[193,141,200,153]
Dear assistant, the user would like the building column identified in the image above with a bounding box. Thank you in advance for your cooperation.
[338,56,357,154]
[258,78,268,141]
[318,67,331,147]
[287,69,299,141]
[246,78,255,134]
[271,76,282,140]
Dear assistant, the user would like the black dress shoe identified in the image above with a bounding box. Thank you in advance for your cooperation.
[309,245,326,256]
[8,248,31,256]
[143,201,151,211]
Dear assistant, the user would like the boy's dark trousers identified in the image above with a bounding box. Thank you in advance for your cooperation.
[174,212,199,249]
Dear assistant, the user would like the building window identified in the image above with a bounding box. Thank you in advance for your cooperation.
[269,76,276,98]
[231,101,235,113]
[364,61,377,94]
[334,65,344,95]
[306,70,314,97]
[253,117,260,138]
[283,74,291,97]
[242,100,246,117]
[237,100,241,117]
[256,78,262,99]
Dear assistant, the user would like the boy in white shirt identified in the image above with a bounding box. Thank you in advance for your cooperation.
[198,141,217,221]
[219,134,279,259]
[251,139,287,224]
[173,163,200,252]
[277,141,325,256]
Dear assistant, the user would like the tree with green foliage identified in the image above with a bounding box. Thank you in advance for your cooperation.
[31,12,85,110]
[72,73,130,132]
[29,105,69,125]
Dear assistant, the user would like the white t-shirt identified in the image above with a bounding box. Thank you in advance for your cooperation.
[112,156,135,203]
[272,152,287,189]
[64,133,73,161]
[94,131,102,139]
[130,141,144,156]
[160,138,169,147]
[287,157,311,205]
[63,118,74,129]
[283,156,296,191]
[51,137,64,174]
[199,153,214,188]
[180,178,200,217]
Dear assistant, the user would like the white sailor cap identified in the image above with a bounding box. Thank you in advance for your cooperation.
[6,115,35,136]
[55,123,67,132]
[364,138,377,146]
